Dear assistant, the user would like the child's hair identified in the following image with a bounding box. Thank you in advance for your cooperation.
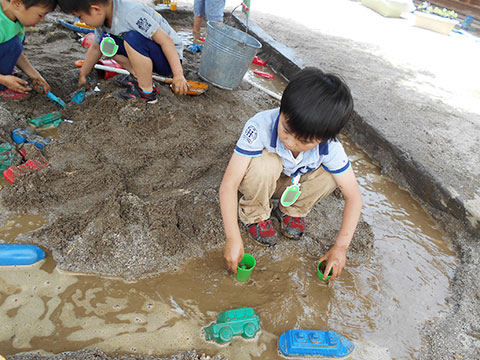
[57,0,109,13]
[280,67,354,142]
[21,0,57,10]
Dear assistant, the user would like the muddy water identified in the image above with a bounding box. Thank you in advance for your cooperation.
[0,135,456,359]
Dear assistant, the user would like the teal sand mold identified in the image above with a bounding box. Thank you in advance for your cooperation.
[0,244,46,266]
[204,307,260,343]
[279,330,354,358]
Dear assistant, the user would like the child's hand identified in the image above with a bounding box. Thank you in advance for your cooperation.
[171,75,189,95]
[1,75,32,93]
[224,237,244,273]
[31,76,50,94]
[318,244,347,281]
[78,74,88,88]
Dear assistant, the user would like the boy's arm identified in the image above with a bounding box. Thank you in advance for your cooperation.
[151,28,188,95]
[319,166,362,281]
[219,153,252,273]
[78,42,102,88]
[15,52,48,94]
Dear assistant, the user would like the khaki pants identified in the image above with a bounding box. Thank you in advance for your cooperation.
[238,150,337,224]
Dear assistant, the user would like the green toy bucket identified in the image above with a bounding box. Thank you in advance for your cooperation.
[236,253,256,282]
[317,261,333,282]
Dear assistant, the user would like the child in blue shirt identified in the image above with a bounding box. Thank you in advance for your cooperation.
[57,0,188,104]
[219,67,363,281]
[0,0,56,100]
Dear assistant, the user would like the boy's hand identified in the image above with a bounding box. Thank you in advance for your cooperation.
[171,75,189,95]
[1,75,32,93]
[78,74,88,88]
[224,237,244,273]
[318,244,348,281]
[31,75,50,94]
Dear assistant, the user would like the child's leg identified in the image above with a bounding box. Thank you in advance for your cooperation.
[193,0,206,35]
[103,32,172,92]
[238,150,283,224]
[123,31,173,91]
[205,0,226,22]
[0,36,23,91]
[273,167,337,217]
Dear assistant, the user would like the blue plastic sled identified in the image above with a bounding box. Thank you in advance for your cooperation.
[279,330,354,358]
[58,19,94,34]
[0,244,46,266]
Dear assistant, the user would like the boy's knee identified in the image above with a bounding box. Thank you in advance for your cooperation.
[0,37,23,76]
[0,36,23,58]
[248,152,283,178]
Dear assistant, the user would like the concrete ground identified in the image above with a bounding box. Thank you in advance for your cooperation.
[182,0,480,358]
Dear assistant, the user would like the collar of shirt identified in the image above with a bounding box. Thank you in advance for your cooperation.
[269,111,330,156]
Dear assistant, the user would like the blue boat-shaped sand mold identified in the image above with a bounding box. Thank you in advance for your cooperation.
[0,244,46,266]
[58,19,94,34]
[279,330,354,358]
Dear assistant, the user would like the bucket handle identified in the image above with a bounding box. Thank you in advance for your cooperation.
[225,1,250,34]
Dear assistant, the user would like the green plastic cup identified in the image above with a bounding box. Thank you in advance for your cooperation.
[236,253,256,282]
[317,261,333,281]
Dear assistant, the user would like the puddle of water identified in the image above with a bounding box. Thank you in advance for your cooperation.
[0,138,456,359]
[243,63,288,100]
[0,214,47,242]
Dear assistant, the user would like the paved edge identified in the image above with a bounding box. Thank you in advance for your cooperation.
[232,14,478,239]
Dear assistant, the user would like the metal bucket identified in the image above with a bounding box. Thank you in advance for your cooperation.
[199,21,262,90]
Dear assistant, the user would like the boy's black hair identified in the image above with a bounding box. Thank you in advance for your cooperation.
[280,67,354,142]
[20,0,57,10]
[57,0,109,13]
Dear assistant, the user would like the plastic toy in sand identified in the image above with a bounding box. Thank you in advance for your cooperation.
[252,56,266,66]
[0,143,20,175]
[98,59,125,80]
[11,129,51,150]
[187,43,204,54]
[3,159,48,184]
[46,91,66,108]
[28,112,63,129]
[0,244,46,266]
[81,32,95,48]
[58,19,94,34]
[204,307,260,344]
[11,128,32,145]
[71,86,86,104]
[253,70,274,79]
[278,330,355,358]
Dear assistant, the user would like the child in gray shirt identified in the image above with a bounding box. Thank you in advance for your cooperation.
[58,0,188,103]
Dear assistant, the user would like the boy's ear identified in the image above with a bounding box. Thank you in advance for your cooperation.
[89,4,103,15]
[11,0,24,10]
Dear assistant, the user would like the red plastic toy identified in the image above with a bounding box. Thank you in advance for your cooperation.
[198,36,205,42]
[3,159,48,184]
[81,32,94,48]
[17,148,27,161]
[98,59,124,80]
[252,56,266,66]
[253,70,274,79]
